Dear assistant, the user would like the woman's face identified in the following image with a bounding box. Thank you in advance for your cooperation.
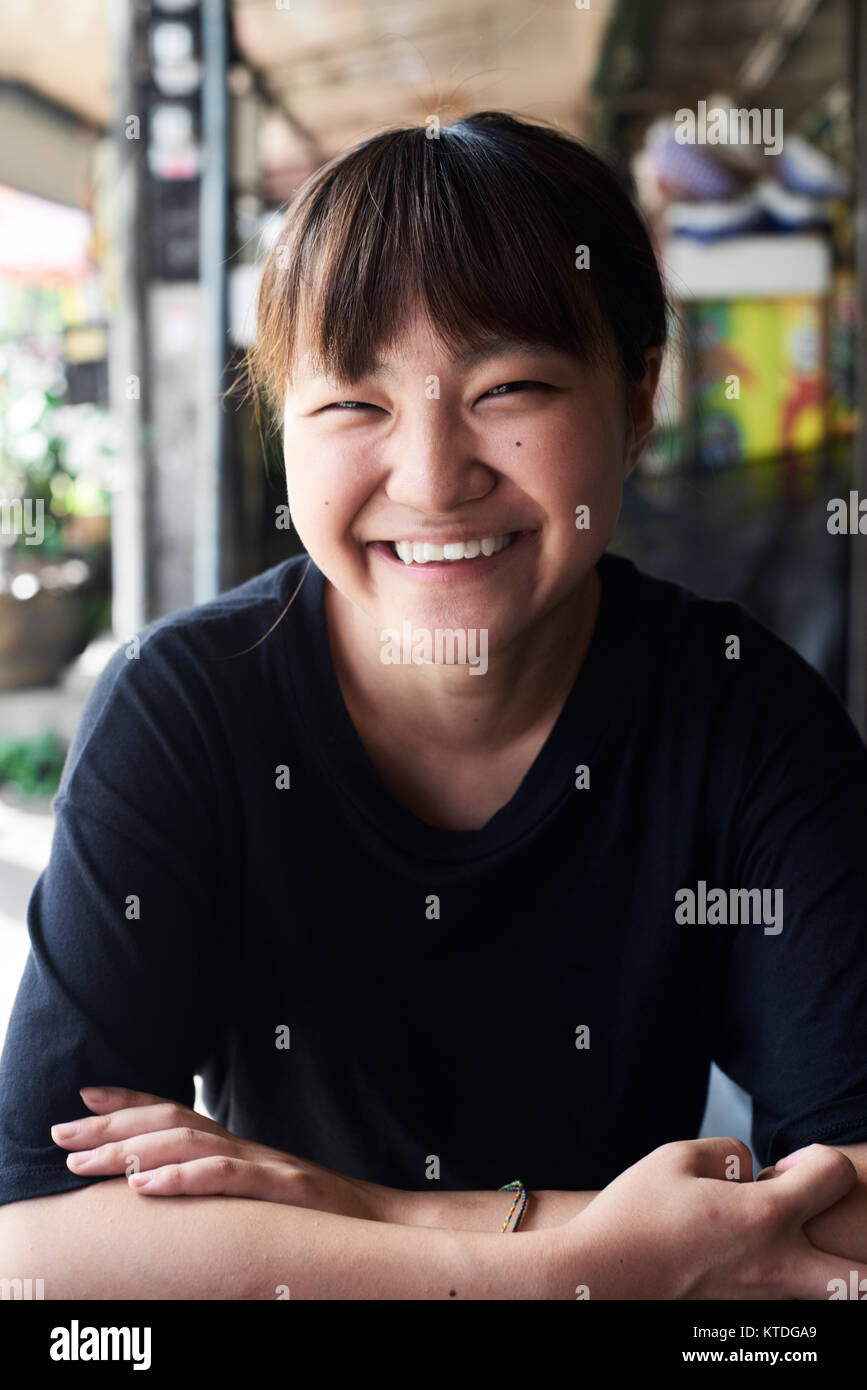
[282,308,655,658]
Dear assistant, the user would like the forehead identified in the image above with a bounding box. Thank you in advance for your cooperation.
[292,334,573,387]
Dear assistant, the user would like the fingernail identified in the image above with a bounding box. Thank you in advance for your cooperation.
[80,1087,109,1101]
[51,1122,80,1139]
[128,1173,153,1188]
[67,1150,94,1167]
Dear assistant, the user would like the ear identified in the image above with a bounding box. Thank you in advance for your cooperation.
[624,347,663,477]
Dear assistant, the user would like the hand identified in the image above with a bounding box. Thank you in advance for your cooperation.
[50,1086,389,1222]
[562,1137,865,1299]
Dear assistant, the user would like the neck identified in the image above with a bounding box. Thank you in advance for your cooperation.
[323,567,602,758]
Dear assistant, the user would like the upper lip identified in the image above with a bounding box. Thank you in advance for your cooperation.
[368,528,527,544]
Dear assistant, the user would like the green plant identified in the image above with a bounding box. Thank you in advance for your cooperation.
[0,729,68,798]
[0,372,115,562]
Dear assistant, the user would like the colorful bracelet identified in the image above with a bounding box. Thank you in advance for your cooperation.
[498,1179,528,1233]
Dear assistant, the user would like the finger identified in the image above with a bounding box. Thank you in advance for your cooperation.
[62,1126,241,1178]
[765,1144,857,1224]
[52,1100,226,1151]
[673,1136,755,1183]
[127,1156,294,1204]
[787,1237,867,1302]
[774,1145,817,1173]
[78,1086,182,1114]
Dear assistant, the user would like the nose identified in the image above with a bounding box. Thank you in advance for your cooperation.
[383,404,495,515]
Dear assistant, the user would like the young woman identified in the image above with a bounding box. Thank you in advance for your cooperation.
[2,111,867,1300]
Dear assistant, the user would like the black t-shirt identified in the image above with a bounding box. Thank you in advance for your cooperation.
[2,550,867,1206]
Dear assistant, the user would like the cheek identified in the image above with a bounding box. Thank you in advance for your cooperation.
[533,414,625,538]
[283,445,367,554]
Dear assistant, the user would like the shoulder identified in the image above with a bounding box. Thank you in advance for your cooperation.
[602,549,774,655]
[56,554,316,805]
[88,553,312,691]
[603,549,830,683]
[137,553,314,658]
[600,550,864,757]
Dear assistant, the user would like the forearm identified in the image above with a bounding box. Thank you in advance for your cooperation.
[1,1178,564,1300]
[385,1184,599,1232]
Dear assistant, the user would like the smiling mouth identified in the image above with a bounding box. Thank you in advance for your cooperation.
[382,532,518,565]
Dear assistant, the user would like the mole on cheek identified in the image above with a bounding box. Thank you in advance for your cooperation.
[515,441,521,447]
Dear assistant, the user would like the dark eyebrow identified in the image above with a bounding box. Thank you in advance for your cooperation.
[452,337,563,370]
[323,337,564,383]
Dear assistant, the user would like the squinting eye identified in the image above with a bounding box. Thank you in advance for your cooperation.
[484,380,551,398]
[319,400,380,412]
[318,381,552,411]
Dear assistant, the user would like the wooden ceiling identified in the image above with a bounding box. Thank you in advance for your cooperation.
[232,0,613,159]
[0,0,110,128]
[0,0,851,202]
[0,0,613,146]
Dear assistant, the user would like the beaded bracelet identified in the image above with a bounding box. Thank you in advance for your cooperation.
[498,1179,528,1233]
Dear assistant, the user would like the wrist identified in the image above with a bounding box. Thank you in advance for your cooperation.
[366,1180,420,1226]
[366,1183,601,1232]
[520,1189,599,1231]
[517,1226,578,1299]
[537,1217,607,1299]
[372,1185,521,1231]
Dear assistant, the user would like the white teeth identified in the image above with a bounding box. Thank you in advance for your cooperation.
[392,533,515,564]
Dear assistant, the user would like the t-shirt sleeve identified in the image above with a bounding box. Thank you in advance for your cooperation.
[0,628,231,1207]
[711,633,867,1168]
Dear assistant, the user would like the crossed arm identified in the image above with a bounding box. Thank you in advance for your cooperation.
[2,1086,866,1299]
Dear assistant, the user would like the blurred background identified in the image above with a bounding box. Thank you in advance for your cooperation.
[1,0,865,1150]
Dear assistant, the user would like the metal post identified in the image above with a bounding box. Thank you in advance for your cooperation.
[195,0,228,602]
[850,0,867,737]
[106,0,152,636]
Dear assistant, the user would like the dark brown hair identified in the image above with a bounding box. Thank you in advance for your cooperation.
[239,109,668,430]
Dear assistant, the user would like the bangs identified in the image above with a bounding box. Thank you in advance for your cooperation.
[245,112,666,421]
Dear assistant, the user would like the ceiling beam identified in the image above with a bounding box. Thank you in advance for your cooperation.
[737,0,824,93]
